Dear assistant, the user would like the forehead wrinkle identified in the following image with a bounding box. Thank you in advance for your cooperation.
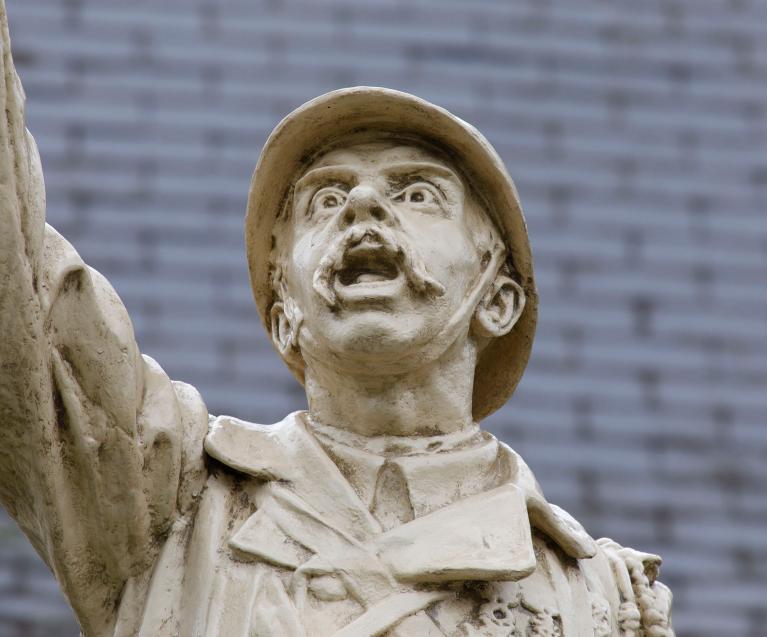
[307,140,450,170]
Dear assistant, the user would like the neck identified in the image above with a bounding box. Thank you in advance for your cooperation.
[303,339,478,437]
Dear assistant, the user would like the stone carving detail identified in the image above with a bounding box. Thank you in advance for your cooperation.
[598,539,675,637]
[0,2,673,635]
[527,610,563,637]
[591,594,613,637]
[470,589,521,635]
[461,585,572,637]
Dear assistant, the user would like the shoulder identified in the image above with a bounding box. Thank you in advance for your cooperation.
[204,410,305,481]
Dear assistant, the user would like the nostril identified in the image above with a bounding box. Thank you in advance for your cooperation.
[343,209,355,225]
[371,207,385,221]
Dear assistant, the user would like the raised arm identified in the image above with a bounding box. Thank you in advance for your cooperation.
[0,4,207,635]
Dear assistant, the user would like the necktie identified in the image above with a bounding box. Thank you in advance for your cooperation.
[370,460,414,531]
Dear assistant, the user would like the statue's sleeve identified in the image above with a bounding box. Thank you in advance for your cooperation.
[0,4,208,635]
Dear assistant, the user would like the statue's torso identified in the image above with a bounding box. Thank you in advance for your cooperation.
[113,413,669,637]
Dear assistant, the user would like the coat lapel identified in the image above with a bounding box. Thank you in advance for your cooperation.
[205,411,381,542]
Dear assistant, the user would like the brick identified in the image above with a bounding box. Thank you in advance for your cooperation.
[1,0,765,634]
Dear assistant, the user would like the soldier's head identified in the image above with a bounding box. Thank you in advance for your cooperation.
[268,135,524,381]
[247,89,537,420]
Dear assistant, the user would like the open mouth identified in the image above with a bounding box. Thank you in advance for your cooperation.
[336,242,401,287]
[314,226,445,307]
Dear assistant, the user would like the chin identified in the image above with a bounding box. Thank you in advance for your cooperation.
[308,309,438,370]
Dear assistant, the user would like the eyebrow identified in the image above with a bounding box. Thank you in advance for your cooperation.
[381,161,462,186]
[294,165,358,193]
[295,160,463,193]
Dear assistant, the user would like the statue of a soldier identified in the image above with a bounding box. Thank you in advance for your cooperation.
[0,3,673,635]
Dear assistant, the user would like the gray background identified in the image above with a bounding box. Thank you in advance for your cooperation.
[1,1,766,635]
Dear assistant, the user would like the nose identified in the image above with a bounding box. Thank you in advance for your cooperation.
[338,185,391,228]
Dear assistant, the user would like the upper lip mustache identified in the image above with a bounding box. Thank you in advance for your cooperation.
[313,224,444,307]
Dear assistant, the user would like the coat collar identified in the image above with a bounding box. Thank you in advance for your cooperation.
[312,423,504,519]
[204,411,597,570]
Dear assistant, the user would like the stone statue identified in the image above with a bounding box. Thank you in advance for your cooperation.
[0,3,674,635]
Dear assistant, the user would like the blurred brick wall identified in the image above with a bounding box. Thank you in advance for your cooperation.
[1,1,766,635]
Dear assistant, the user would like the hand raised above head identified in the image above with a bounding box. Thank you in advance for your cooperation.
[0,0,45,268]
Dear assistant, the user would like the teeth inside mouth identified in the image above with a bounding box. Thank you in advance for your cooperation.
[337,248,399,286]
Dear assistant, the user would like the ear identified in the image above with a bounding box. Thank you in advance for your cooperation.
[270,298,304,363]
[472,271,526,339]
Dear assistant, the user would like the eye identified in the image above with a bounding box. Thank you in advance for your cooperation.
[391,182,442,208]
[310,187,347,217]
[321,193,341,208]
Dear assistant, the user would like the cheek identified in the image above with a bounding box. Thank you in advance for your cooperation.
[421,222,482,282]
[285,234,320,299]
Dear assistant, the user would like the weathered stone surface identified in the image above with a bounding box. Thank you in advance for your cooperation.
[3,1,767,636]
[0,0,677,631]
